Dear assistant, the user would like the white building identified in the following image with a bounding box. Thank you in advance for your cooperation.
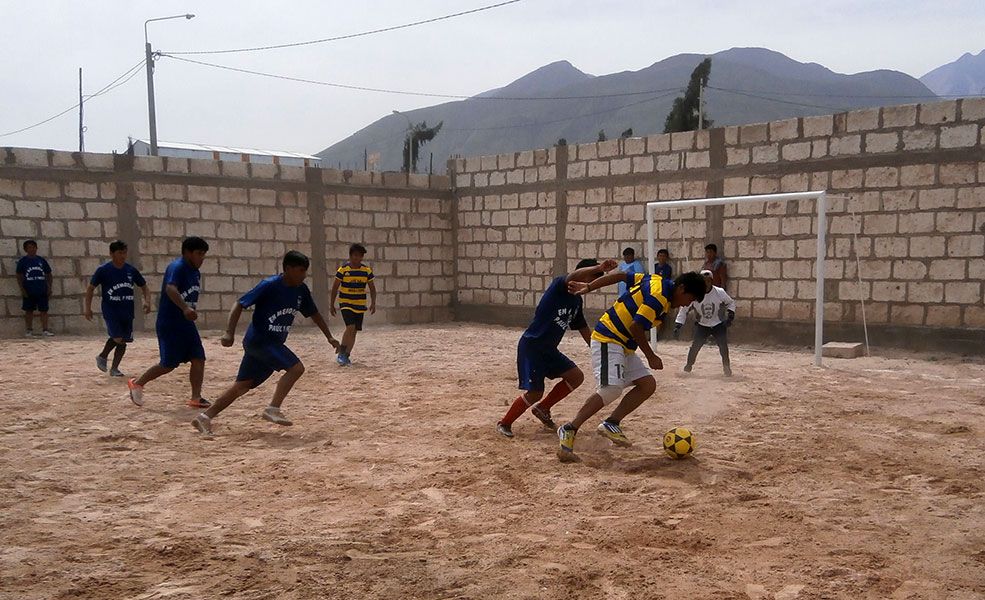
[128,139,321,168]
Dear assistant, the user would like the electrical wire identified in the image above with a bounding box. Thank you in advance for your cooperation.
[708,86,846,110]
[165,0,522,56]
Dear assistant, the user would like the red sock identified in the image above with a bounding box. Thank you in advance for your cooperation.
[500,395,532,426]
[536,380,574,411]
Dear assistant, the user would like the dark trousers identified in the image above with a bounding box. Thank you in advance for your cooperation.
[686,322,730,369]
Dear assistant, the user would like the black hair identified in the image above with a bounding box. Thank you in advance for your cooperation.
[705,243,718,253]
[575,258,599,270]
[675,271,707,303]
[283,250,310,270]
[657,248,669,256]
[182,236,210,253]
[109,240,128,253]
[22,239,38,250]
[349,243,367,256]
[622,247,635,256]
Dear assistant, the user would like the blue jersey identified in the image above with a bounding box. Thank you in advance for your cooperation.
[521,276,587,348]
[16,255,51,296]
[157,257,201,330]
[654,263,673,280]
[239,274,318,345]
[617,260,646,295]
[90,262,146,320]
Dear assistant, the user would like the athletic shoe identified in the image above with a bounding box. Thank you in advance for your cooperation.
[127,378,144,407]
[596,421,632,447]
[496,422,514,438]
[530,405,557,430]
[724,364,733,377]
[96,355,108,373]
[683,365,693,373]
[109,368,125,378]
[42,330,54,337]
[557,425,580,462]
[191,413,213,436]
[262,406,293,426]
[24,331,34,338]
[187,398,211,409]
[336,354,351,367]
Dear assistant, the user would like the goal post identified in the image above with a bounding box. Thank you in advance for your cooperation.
[645,190,828,366]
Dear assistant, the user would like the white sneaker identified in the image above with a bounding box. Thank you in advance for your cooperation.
[191,413,214,436]
[127,378,144,407]
[24,331,34,338]
[262,406,293,426]
[42,330,55,337]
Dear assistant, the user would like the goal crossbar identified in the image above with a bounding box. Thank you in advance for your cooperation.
[645,190,828,366]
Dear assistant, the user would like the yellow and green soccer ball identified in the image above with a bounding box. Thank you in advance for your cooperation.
[663,427,695,459]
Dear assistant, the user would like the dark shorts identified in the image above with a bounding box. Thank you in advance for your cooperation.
[157,325,206,369]
[236,341,301,389]
[517,338,576,392]
[104,315,134,343]
[341,309,365,331]
[22,295,49,313]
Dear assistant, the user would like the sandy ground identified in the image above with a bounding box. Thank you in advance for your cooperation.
[1,323,984,599]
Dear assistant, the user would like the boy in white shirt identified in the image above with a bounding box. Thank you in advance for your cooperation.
[674,269,736,376]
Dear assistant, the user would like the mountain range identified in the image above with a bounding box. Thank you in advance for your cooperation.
[317,47,982,172]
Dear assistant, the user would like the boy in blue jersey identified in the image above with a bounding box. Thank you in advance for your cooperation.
[557,270,706,462]
[617,247,646,296]
[654,248,673,280]
[191,250,339,436]
[496,258,619,438]
[128,237,211,409]
[15,240,54,337]
[84,240,151,377]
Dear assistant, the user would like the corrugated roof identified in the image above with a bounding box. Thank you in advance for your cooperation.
[133,139,320,160]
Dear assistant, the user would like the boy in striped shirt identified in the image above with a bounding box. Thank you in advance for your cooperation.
[330,243,376,366]
[558,270,706,462]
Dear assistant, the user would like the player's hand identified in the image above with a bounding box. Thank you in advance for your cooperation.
[220,331,234,347]
[330,304,337,316]
[328,336,340,350]
[370,304,377,315]
[183,308,198,321]
[567,280,591,295]
[84,309,93,321]
[599,258,618,272]
[647,355,663,370]
[143,303,152,315]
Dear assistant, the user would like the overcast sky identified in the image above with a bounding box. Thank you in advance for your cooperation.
[2,0,983,155]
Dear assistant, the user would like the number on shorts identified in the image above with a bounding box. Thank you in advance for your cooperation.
[615,364,624,380]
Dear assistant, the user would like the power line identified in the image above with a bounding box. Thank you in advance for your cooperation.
[708,86,846,111]
[0,59,146,138]
[165,0,522,56]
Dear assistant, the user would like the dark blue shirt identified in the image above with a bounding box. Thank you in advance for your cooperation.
[157,257,201,330]
[239,274,318,345]
[654,263,673,280]
[90,262,146,320]
[521,276,587,348]
[16,256,51,296]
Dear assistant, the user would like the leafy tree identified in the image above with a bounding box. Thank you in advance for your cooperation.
[663,58,713,133]
[401,121,443,173]
[556,138,568,146]
[620,128,634,138]
[597,129,607,142]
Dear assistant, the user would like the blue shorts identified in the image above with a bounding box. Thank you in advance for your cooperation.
[517,338,576,392]
[157,325,206,369]
[236,341,301,389]
[104,314,134,343]
[22,295,49,313]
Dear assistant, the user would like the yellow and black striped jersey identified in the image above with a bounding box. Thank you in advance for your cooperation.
[592,273,671,351]
[335,262,374,314]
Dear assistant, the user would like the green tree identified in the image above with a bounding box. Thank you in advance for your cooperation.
[620,128,634,138]
[597,129,607,142]
[556,138,568,146]
[401,121,443,173]
[663,58,713,133]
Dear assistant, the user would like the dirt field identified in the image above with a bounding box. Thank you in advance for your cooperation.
[1,323,983,599]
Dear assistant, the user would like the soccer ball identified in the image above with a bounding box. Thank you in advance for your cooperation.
[663,427,695,459]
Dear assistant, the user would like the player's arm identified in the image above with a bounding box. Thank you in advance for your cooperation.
[220,303,244,347]
[629,321,662,370]
[569,271,632,295]
[165,284,196,321]
[45,272,53,297]
[139,284,152,314]
[84,284,97,321]
[16,272,27,297]
[724,291,736,326]
[673,305,689,338]
[310,312,340,349]
[368,280,377,314]
[565,258,618,284]
[578,326,592,345]
[329,277,341,316]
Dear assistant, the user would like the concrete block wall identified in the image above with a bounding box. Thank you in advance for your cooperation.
[0,147,452,337]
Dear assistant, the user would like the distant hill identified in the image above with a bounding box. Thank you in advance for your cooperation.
[317,47,937,172]
[921,49,985,97]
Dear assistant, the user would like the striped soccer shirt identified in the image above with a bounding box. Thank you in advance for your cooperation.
[335,262,374,314]
[591,273,672,351]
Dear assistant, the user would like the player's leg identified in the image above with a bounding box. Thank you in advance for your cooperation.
[684,324,710,372]
[262,361,304,426]
[597,353,653,447]
[558,341,624,462]
[713,322,732,376]
[129,329,178,406]
[531,363,584,429]
[40,311,50,335]
[109,338,127,376]
[97,338,116,372]
[185,329,209,408]
[193,380,253,435]
[24,310,34,335]
[499,341,545,437]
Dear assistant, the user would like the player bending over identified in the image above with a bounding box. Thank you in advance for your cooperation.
[496,258,619,438]
[556,270,706,462]
[192,251,339,436]
[674,269,736,376]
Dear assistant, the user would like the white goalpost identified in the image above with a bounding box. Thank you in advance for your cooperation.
[645,190,829,366]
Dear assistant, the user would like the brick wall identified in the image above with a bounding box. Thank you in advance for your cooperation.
[450,99,985,352]
[0,148,452,337]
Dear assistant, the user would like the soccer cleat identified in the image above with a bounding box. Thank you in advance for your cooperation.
[336,354,351,367]
[496,422,514,438]
[127,378,144,407]
[530,405,557,430]
[187,397,212,409]
[96,355,108,373]
[191,413,214,436]
[262,406,293,426]
[109,368,126,378]
[557,425,580,462]
[683,365,693,373]
[596,421,632,447]
[42,330,55,337]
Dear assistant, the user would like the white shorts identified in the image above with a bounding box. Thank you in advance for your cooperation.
[591,339,650,390]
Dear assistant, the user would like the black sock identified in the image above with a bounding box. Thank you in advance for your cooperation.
[111,343,127,370]
[99,338,116,359]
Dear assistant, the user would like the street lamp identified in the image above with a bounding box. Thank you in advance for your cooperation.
[393,110,413,173]
[144,13,195,156]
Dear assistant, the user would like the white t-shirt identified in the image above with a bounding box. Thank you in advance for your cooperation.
[676,286,736,328]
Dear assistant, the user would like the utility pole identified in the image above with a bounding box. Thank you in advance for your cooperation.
[78,67,84,152]
[144,14,195,156]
